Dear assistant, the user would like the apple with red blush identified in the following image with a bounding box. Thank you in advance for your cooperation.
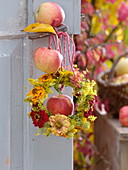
[34,47,63,74]
[46,95,74,116]
[119,105,128,127]
[35,2,65,27]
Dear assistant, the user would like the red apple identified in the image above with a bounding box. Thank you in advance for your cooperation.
[34,47,63,74]
[35,2,65,27]
[46,95,74,116]
[119,106,128,127]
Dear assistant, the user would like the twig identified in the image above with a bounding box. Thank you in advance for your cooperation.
[104,22,121,43]
[91,0,96,8]
[84,136,112,167]
[84,42,118,53]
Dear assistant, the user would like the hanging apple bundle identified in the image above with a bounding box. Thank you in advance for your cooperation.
[24,2,97,138]
[23,2,75,70]
[35,2,66,72]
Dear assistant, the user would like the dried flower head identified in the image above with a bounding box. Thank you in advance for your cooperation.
[49,114,70,137]
[26,86,46,104]
[30,110,49,128]
[38,74,53,82]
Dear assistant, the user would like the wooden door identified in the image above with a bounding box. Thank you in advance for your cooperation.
[0,0,80,169]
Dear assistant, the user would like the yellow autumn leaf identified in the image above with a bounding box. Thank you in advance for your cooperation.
[23,23,56,34]
[95,0,105,9]
[91,15,102,35]
[106,3,119,26]
[116,28,124,41]
[85,0,91,3]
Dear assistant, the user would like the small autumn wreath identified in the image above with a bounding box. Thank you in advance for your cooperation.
[24,2,97,139]
[24,67,97,139]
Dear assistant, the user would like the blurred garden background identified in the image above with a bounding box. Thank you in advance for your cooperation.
[1,0,128,169]
[73,0,128,169]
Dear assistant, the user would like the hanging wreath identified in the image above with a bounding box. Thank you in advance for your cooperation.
[24,67,97,138]
[23,2,97,139]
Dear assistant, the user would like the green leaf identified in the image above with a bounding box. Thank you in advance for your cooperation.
[54,85,63,95]
[105,59,113,69]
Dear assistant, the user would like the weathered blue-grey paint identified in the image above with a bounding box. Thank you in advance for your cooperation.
[0,0,81,169]
[0,41,11,170]
[23,37,74,170]
[0,0,27,35]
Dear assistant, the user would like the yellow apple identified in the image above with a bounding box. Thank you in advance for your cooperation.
[112,74,128,84]
[115,58,128,76]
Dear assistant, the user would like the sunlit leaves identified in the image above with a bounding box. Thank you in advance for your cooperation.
[91,15,102,35]
[95,0,105,9]
[116,28,124,41]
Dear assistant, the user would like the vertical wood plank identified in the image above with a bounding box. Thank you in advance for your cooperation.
[0,39,24,170]
[0,56,10,170]
[10,39,24,170]
[94,112,128,170]
[120,140,128,170]
[23,38,32,170]
[94,113,120,170]
[23,37,73,170]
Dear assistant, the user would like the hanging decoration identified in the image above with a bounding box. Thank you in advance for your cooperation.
[23,2,97,139]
